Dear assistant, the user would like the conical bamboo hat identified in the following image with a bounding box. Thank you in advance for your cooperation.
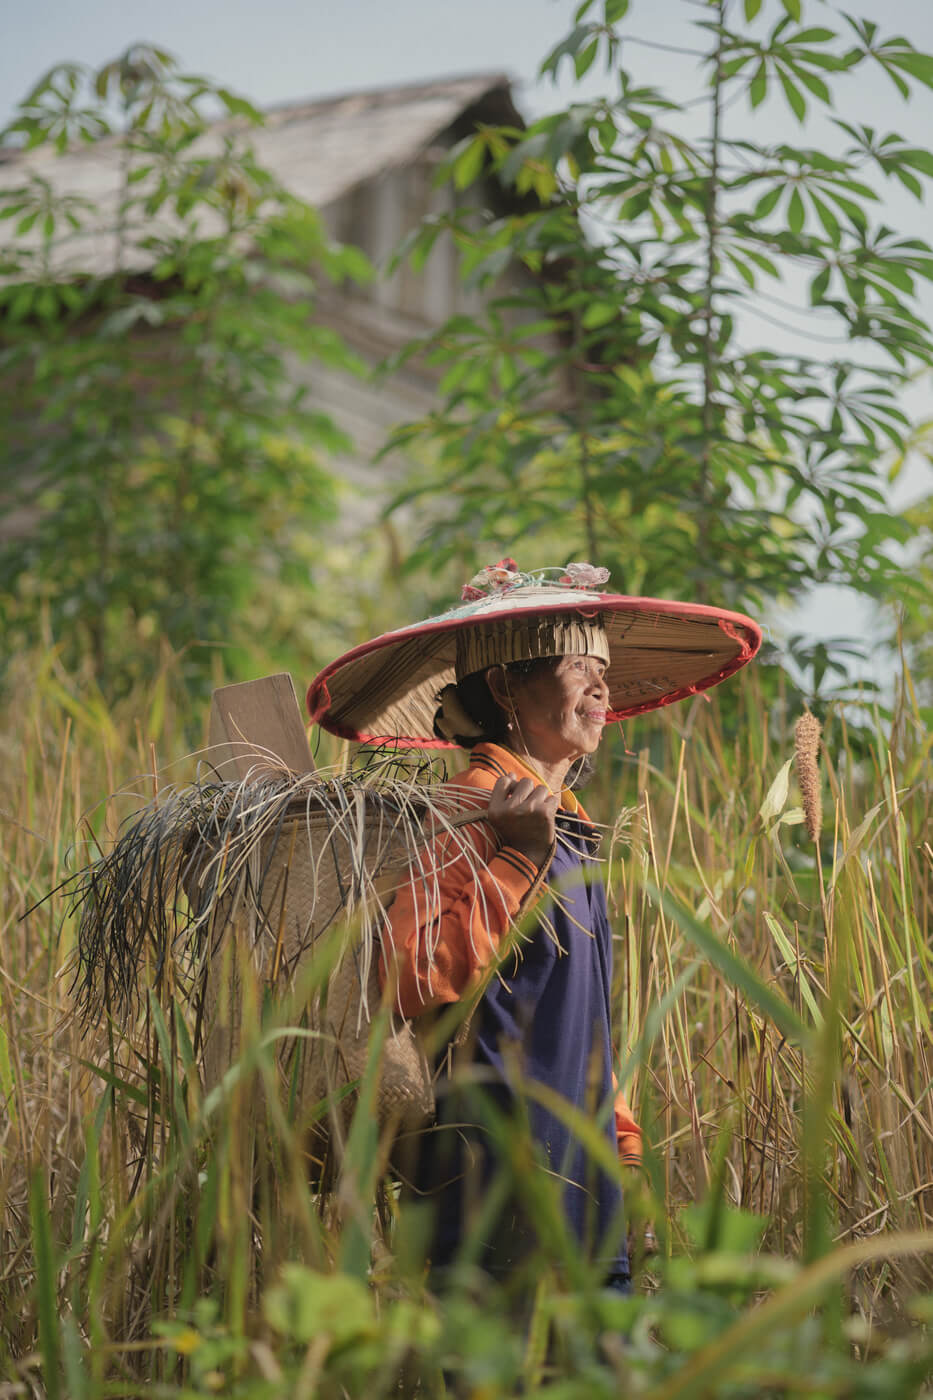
[307,563,762,748]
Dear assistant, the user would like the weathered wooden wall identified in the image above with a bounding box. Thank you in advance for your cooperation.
[0,77,559,546]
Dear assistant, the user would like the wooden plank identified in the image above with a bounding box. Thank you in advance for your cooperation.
[207,673,316,782]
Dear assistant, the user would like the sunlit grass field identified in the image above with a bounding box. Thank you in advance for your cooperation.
[1,644,931,1396]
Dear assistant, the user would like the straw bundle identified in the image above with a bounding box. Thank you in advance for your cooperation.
[67,770,495,1172]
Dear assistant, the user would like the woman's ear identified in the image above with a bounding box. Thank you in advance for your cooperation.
[485,665,512,716]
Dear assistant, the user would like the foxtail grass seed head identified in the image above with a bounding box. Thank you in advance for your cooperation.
[794,710,823,843]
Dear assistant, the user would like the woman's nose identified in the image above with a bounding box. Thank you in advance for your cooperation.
[587,667,609,697]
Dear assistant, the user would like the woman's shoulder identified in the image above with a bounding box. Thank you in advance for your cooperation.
[442,742,514,795]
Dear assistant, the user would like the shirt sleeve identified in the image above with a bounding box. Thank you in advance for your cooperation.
[612,1075,643,1168]
[379,807,545,1017]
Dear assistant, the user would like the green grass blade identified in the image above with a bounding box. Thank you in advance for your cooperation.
[29,1167,62,1400]
[649,883,813,1047]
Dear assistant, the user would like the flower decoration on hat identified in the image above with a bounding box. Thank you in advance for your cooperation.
[461,559,610,602]
[461,558,520,601]
[561,562,611,589]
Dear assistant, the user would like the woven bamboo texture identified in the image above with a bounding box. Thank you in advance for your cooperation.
[190,793,484,1176]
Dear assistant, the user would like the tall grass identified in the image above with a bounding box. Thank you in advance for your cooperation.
[1,645,931,1396]
[602,671,931,1278]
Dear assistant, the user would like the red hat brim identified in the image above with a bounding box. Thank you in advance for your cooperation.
[307,586,762,748]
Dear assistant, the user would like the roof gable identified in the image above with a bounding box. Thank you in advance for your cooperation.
[0,72,518,279]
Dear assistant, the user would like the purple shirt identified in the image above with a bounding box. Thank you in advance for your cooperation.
[413,796,628,1281]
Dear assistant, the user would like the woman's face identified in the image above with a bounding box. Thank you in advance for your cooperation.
[497,655,610,766]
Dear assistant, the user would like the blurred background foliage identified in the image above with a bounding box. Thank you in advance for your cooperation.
[0,0,931,712]
[0,46,369,698]
[383,0,933,702]
[1,0,932,1395]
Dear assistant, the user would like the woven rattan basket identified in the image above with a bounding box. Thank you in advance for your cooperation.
[70,771,532,1183]
[186,786,488,1179]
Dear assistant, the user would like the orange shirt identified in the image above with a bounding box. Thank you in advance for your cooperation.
[380,742,641,1167]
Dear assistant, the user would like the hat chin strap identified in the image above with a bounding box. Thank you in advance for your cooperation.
[434,684,486,743]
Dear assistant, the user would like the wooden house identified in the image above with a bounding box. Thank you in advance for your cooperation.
[0,74,543,541]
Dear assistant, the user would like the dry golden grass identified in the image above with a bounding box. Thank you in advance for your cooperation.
[601,673,932,1311]
[1,645,931,1393]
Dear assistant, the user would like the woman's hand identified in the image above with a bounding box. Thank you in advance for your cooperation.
[485,774,559,869]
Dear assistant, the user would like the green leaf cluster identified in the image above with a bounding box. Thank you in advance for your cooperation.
[385,0,932,673]
[0,48,370,693]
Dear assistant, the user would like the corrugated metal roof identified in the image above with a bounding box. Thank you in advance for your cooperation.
[0,73,512,278]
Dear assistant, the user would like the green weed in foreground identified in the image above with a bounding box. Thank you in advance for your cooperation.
[0,650,931,1396]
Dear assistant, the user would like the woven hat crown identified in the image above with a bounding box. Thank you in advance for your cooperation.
[455,614,610,679]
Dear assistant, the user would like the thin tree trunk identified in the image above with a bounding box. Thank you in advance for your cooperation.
[571,301,599,565]
[698,0,727,602]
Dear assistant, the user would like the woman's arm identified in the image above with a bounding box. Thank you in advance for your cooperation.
[380,774,556,1017]
[380,817,543,1016]
[614,1086,643,1168]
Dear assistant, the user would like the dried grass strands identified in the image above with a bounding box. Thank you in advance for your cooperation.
[63,769,492,1031]
[61,763,626,1176]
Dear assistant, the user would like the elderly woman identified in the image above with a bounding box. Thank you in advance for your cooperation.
[307,560,761,1289]
[384,652,641,1289]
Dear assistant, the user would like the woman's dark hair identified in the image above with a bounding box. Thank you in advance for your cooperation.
[434,657,595,789]
[452,657,553,747]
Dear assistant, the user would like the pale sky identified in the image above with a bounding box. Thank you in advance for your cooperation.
[5,0,637,123]
[7,0,933,132]
[5,0,932,670]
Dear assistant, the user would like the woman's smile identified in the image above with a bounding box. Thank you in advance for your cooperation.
[581,707,606,724]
